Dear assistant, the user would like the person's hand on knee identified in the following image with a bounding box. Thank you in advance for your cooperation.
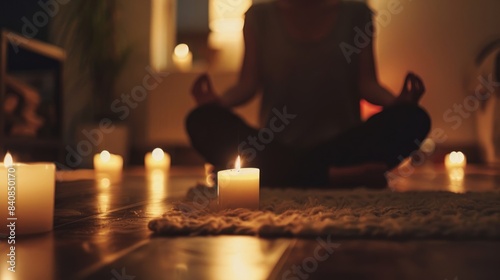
[191,74,221,106]
[395,72,426,105]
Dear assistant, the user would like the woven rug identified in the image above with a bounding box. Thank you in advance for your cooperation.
[148,185,500,239]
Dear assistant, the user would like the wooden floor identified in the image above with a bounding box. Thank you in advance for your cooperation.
[0,164,499,280]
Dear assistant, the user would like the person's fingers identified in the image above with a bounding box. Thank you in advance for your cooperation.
[192,74,208,96]
[415,74,425,93]
[204,75,214,94]
[192,76,203,94]
[403,73,412,92]
[410,74,417,93]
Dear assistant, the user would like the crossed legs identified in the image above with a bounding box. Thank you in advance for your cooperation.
[186,104,431,187]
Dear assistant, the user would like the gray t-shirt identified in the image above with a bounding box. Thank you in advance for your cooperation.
[246,1,373,149]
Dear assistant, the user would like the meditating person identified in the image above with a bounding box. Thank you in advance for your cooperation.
[186,0,431,187]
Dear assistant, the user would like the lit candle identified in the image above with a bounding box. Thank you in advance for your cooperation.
[145,148,171,172]
[444,151,467,169]
[208,32,244,71]
[93,150,123,184]
[217,156,259,209]
[172,43,192,71]
[0,153,56,235]
[209,0,252,33]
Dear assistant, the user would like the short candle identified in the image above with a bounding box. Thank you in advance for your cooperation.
[0,153,56,235]
[94,150,123,183]
[444,151,467,169]
[172,43,192,71]
[217,156,259,210]
[145,148,170,172]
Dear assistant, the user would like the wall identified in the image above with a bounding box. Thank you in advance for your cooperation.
[177,0,209,33]
[147,72,261,146]
[115,0,154,147]
[368,0,500,146]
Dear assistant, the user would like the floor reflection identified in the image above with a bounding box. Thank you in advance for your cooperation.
[447,167,465,193]
[97,178,112,213]
[0,233,55,280]
[146,170,169,217]
[86,236,291,280]
[390,163,498,192]
[205,237,288,280]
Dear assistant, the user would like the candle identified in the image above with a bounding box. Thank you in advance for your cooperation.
[172,43,192,71]
[209,0,252,33]
[217,156,259,209]
[150,0,177,71]
[444,151,467,169]
[145,148,171,172]
[93,150,123,184]
[208,32,244,72]
[0,153,56,235]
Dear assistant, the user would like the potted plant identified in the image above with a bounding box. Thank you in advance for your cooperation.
[52,0,131,167]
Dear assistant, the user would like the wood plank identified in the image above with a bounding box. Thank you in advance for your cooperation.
[271,239,500,280]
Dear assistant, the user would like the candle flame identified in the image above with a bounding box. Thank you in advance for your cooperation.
[100,150,111,163]
[449,151,466,164]
[3,152,13,167]
[152,148,164,161]
[174,44,189,58]
[235,155,241,171]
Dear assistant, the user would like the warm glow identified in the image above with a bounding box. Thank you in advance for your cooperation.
[174,44,190,58]
[449,151,466,164]
[449,167,465,182]
[210,19,245,33]
[445,151,467,169]
[146,169,167,216]
[205,163,215,187]
[207,237,287,280]
[235,156,241,171]
[360,99,382,121]
[3,152,13,167]
[448,167,465,193]
[98,192,110,213]
[152,148,165,161]
[209,0,252,33]
[420,138,436,154]
[208,31,244,71]
[100,150,111,162]
[99,178,111,188]
[150,0,176,71]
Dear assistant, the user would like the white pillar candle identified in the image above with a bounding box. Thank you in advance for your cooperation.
[209,0,252,33]
[145,148,170,172]
[172,43,192,72]
[150,0,177,71]
[208,31,244,72]
[93,150,123,184]
[0,153,56,235]
[217,156,259,210]
[444,151,467,169]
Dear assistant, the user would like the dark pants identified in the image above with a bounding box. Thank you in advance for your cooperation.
[186,104,431,187]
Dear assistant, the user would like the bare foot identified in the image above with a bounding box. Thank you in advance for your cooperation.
[329,163,388,188]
